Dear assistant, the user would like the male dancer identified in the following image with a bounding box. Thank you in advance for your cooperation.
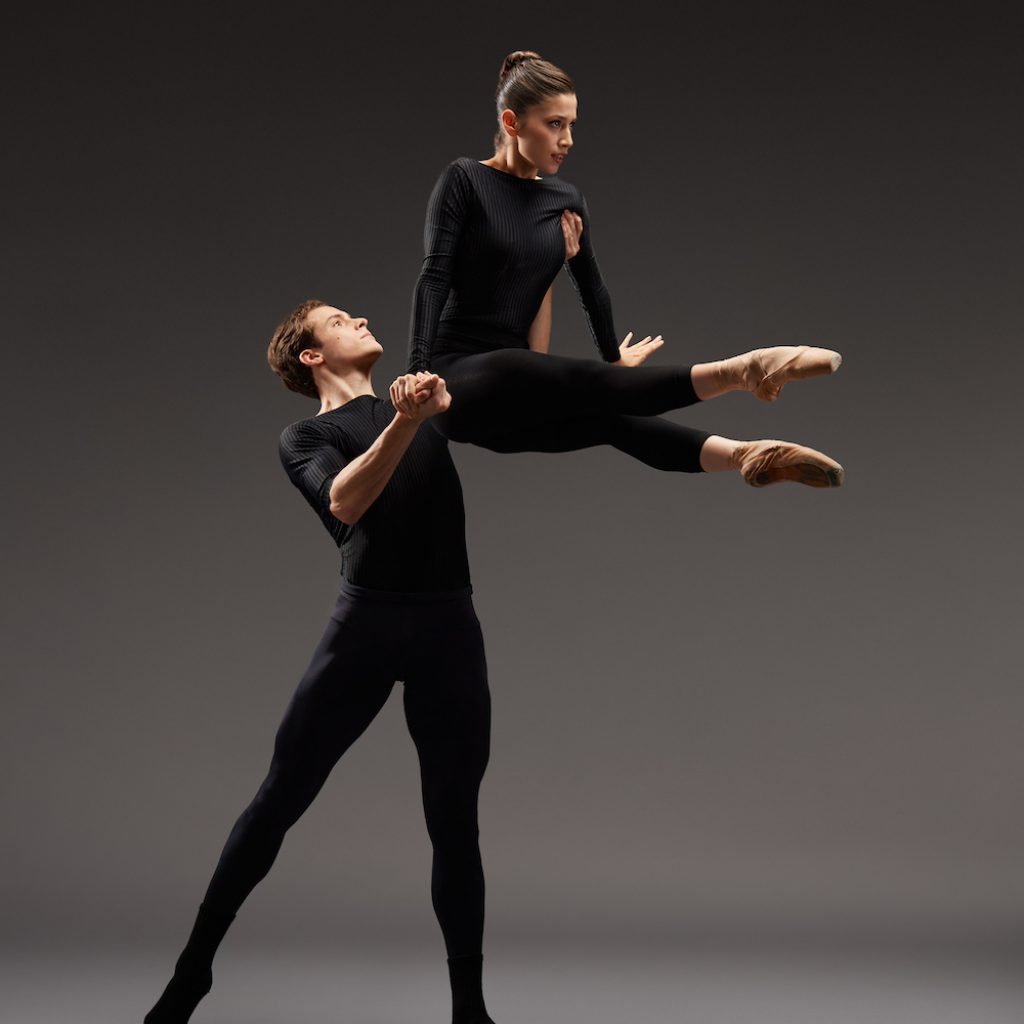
[144,299,497,1024]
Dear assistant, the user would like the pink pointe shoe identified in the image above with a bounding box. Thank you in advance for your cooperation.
[734,345,842,402]
[729,439,845,488]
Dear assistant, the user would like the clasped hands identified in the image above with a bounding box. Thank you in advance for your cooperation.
[390,371,451,421]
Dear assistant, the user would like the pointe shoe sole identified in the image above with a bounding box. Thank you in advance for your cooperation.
[753,346,843,402]
[732,439,845,488]
[750,461,845,488]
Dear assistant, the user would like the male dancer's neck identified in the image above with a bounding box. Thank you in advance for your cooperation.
[316,372,377,415]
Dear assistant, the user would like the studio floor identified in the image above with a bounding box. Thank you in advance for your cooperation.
[5,940,1022,1024]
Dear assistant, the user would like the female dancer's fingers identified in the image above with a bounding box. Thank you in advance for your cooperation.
[561,210,581,259]
[397,378,416,416]
[634,337,665,364]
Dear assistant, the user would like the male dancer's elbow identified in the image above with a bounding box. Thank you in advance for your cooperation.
[329,498,361,526]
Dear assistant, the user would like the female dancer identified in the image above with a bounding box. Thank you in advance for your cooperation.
[401,50,844,488]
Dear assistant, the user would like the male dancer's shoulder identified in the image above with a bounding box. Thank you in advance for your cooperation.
[277,414,354,520]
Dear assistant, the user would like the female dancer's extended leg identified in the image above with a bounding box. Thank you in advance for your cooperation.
[429,343,841,445]
[144,587,493,1024]
[429,348,845,487]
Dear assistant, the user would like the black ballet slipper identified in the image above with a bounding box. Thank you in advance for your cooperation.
[142,963,212,1024]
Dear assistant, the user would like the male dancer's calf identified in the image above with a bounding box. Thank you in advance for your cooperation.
[144,299,496,1024]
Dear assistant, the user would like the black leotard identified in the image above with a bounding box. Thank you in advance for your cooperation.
[407,156,620,374]
[278,394,471,591]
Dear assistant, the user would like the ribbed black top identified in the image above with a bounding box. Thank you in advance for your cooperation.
[278,395,471,591]
[407,156,620,374]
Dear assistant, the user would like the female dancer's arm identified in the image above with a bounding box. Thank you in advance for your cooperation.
[527,209,582,354]
[526,286,552,353]
[564,191,623,364]
[532,208,661,366]
[407,161,471,375]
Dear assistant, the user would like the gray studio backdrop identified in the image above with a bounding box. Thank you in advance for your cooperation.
[4,3,1021,957]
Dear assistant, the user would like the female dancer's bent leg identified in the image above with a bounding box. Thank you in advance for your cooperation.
[430,349,698,444]
[144,586,494,1024]
[473,411,713,473]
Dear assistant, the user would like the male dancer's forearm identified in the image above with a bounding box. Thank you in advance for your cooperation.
[328,414,420,525]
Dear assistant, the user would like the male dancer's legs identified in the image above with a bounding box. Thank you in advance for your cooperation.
[144,584,492,1024]
[400,588,493,1023]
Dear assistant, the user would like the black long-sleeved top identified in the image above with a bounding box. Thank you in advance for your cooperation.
[278,395,471,591]
[407,156,620,374]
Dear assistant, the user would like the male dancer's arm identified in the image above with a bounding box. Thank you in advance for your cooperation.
[328,374,444,525]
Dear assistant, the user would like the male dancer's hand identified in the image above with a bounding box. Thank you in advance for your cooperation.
[616,331,664,366]
[390,372,452,422]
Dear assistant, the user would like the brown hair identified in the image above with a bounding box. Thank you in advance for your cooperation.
[492,50,576,151]
[267,298,327,399]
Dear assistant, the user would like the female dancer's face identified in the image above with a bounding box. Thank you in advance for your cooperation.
[511,92,577,175]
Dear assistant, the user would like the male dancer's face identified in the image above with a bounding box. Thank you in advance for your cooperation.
[513,92,576,175]
[301,304,384,373]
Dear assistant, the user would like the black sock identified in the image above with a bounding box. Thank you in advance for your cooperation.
[447,952,496,1024]
[144,901,237,1024]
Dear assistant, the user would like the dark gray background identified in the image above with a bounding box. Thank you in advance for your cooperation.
[4,0,1021,976]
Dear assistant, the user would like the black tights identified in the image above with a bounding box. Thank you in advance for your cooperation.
[430,348,711,470]
[198,582,491,958]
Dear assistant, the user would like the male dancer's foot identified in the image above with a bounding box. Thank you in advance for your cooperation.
[143,901,236,1023]
[700,435,844,487]
[696,345,842,401]
[449,952,497,1024]
[143,963,212,1024]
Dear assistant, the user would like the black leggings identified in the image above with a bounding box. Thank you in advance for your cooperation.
[430,348,712,471]
[197,581,491,957]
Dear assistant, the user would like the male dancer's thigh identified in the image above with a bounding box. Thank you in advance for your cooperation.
[268,593,399,801]
[401,599,491,803]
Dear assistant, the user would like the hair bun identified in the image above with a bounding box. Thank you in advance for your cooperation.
[498,49,542,83]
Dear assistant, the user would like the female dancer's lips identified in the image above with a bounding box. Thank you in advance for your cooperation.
[553,154,565,163]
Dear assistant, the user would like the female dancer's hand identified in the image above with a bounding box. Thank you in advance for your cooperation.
[616,331,664,366]
[561,209,583,259]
